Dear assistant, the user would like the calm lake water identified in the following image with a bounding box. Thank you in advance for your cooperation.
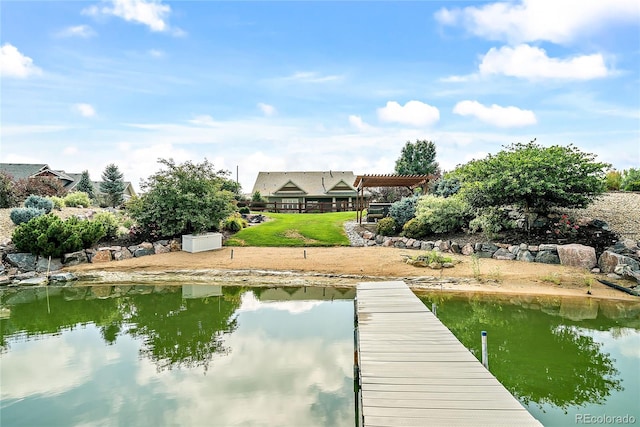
[1,285,639,427]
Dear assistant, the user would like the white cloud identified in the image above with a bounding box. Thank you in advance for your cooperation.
[453,100,537,127]
[377,100,440,127]
[435,0,640,45]
[63,146,79,155]
[348,115,373,132]
[83,0,172,32]
[56,25,96,38]
[73,103,97,117]
[0,43,42,78]
[188,114,217,126]
[257,103,276,117]
[479,44,610,80]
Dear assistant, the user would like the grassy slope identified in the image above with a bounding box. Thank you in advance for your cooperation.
[225,211,356,247]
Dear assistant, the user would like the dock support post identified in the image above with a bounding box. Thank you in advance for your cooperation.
[431,303,437,317]
[481,331,488,369]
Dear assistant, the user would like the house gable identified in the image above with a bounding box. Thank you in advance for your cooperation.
[274,180,307,195]
[326,179,355,193]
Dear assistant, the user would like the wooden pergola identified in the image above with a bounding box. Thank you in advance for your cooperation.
[353,174,436,224]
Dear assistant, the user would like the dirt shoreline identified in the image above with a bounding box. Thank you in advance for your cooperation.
[67,246,639,302]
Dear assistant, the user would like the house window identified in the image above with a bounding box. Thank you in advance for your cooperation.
[281,198,299,210]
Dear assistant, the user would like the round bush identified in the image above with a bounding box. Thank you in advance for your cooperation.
[93,211,119,240]
[49,196,65,209]
[9,207,44,225]
[389,196,418,229]
[402,218,430,239]
[376,217,397,236]
[24,195,53,213]
[239,206,250,215]
[64,191,92,208]
[222,215,247,232]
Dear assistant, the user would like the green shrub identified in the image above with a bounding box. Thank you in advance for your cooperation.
[10,207,45,225]
[389,196,418,229]
[468,207,514,240]
[252,191,264,202]
[401,217,430,239]
[376,217,397,236]
[415,194,471,234]
[239,206,250,214]
[621,168,640,191]
[433,175,461,198]
[605,170,622,191]
[24,194,53,213]
[49,196,65,209]
[93,211,119,240]
[222,214,247,232]
[64,191,92,207]
[122,218,134,229]
[12,214,105,257]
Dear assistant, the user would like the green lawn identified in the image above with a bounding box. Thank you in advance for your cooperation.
[225,211,356,247]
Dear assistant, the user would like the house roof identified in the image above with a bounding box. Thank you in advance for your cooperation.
[252,171,357,198]
[353,174,435,189]
[0,163,49,180]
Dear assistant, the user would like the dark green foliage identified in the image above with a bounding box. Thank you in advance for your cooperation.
[621,168,640,191]
[375,217,397,236]
[93,211,119,240]
[222,214,247,232]
[129,158,237,238]
[0,171,19,208]
[394,139,440,176]
[239,206,250,214]
[453,141,609,229]
[401,217,430,239]
[24,194,53,213]
[389,196,418,229]
[10,207,45,225]
[15,176,67,200]
[77,170,96,199]
[252,191,264,202]
[12,214,105,257]
[100,164,126,207]
[433,175,461,198]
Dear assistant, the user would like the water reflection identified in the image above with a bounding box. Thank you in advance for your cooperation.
[417,292,640,426]
[0,285,355,427]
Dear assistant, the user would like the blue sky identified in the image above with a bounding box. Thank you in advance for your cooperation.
[1,0,639,193]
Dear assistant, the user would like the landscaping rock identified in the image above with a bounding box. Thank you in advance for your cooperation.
[598,251,640,274]
[169,239,182,252]
[557,244,597,269]
[49,272,78,284]
[18,276,49,286]
[154,243,170,254]
[6,253,37,271]
[63,250,88,266]
[421,241,434,251]
[493,248,516,260]
[35,257,63,273]
[134,247,155,257]
[538,244,558,252]
[517,250,535,262]
[91,250,112,263]
[461,243,474,256]
[535,251,561,264]
[113,248,133,261]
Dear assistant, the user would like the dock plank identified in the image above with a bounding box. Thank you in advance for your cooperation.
[355,281,542,427]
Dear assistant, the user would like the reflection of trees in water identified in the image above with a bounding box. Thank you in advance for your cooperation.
[418,294,626,410]
[0,286,244,372]
[124,291,240,372]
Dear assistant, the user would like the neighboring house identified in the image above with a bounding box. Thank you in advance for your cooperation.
[251,171,359,212]
[0,163,137,200]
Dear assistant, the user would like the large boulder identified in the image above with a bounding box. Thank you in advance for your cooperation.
[113,248,133,261]
[91,249,112,263]
[6,253,37,271]
[63,251,88,266]
[557,244,597,269]
[535,251,560,264]
[35,257,64,273]
[493,248,516,260]
[598,251,640,273]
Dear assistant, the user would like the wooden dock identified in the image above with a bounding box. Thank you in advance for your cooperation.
[354,281,542,427]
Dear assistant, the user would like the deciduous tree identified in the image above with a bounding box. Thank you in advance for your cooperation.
[394,139,440,176]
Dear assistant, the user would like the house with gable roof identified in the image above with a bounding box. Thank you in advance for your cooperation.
[251,171,359,212]
[0,163,137,200]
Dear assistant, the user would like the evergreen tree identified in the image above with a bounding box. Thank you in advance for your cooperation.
[100,164,125,207]
[76,170,96,200]
[394,140,440,176]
